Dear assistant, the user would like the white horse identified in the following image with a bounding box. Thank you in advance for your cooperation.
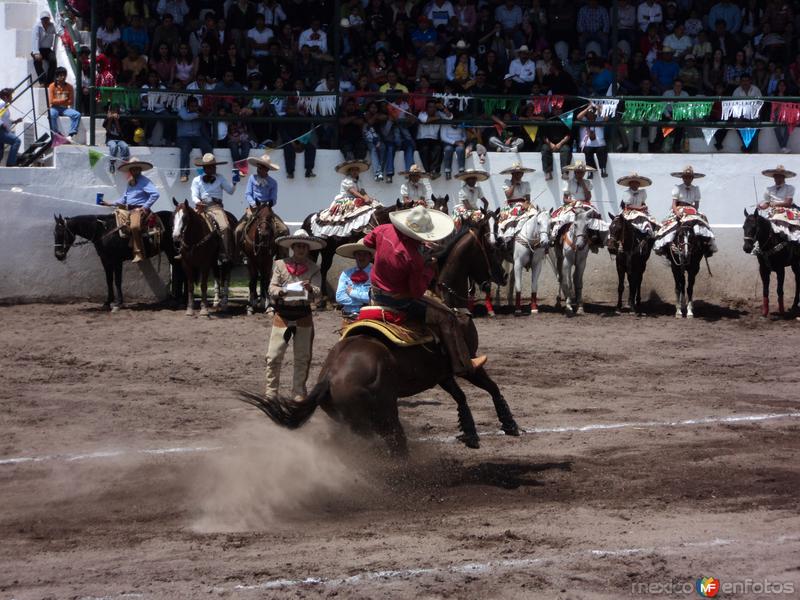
[551,206,592,315]
[511,209,551,314]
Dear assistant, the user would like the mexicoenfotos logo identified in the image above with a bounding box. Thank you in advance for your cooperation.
[696,577,721,597]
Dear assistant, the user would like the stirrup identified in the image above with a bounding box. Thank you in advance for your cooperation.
[471,355,488,370]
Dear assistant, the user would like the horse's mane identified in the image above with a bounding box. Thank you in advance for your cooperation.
[432,226,473,264]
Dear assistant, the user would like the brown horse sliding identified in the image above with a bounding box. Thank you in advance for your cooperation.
[239,224,518,454]
[240,205,278,314]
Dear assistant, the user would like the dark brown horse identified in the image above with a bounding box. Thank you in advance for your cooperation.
[743,209,800,317]
[607,212,655,315]
[172,199,224,317]
[239,224,519,453]
[240,205,279,315]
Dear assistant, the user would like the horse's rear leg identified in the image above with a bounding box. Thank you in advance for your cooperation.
[112,262,124,312]
[673,266,685,318]
[530,252,544,314]
[616,259,625,313]
[102,260,114,309]
[484,290,495,317]
[686,265,698,319]
[247,262,258,315]
[463,368,520,436]
[792,263,800,312]
[439,377,479,449]
[199,269,210,317]
[184,265,194,316]
[375,414,408,457]
[776,268,785,315]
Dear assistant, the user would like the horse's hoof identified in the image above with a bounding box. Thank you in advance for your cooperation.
[502,422,521,437]
[246,306,254,315]
[185,310,194,317]
[530,305,539,314]
[456,433,480,449]
[576,307,585,315]
[487,311,496,318]
[199,308,209,317]
[675,312,683,319]
[514,309,522,316]
[111,305,120,313]
[687,313,694,319]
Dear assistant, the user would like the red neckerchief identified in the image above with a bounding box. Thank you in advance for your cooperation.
[349,269,368,284]
[285,260,308,276]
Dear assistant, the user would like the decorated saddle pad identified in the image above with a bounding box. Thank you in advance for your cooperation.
[452,204,484,225]
[498,205,537,239]
[550,202,609,239]
[310,199,379,238]
[623,209,659,235]
[341,318,435,348]
[114,209,164,243]
[769,208,800,242]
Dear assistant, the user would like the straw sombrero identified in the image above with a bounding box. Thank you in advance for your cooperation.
[670,165,705,178]
[336,238,375,259]
[276,229,326,251]
[616,173,652,187]
[762,165,796,178]
[389,205,455,243]
[454,168,490,182]
[335,159,370,175]
[117,157,153,172]
[247,153,280,171]
[194,152,228,167]
[398,164,429,177]
[565,160,596,172]
[500,161,535,175]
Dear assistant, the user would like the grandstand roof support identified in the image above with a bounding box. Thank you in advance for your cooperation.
[333,0,341,148]
[89,0,97,146]
[610,0,619,93]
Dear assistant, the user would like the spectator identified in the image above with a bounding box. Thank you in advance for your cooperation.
[541,120,572,180]
[190,12,220,57]
[411,15,437,52]
[507,45,536,93]
[440,120,466,180]
[417,42,446,87]
[678,54,702,94]
[710,19,738,59]
[368,49,392,86]
[496,0,523,33]
[294,45,322,90]
[772,79,792,153]
[227,100,253,165]
[278,100,317,178]
[651,46,680,92]
[542,59,578,94]
[664,23,693,60]
[298,18,328,54]
[426,0,456,28]
[97,16,122,52]
[227,0,259,49]
[140,70,171,146]
[151,13,180,57]
[708,0,742,36]
[617,0,638,48]
[151,43,176,85]
[454,0,477,32]
[488,112,524,152]
[480,49,506,90]
[446,40,477,83]
[31,11,57,86]
[258,0,288,27]
[382,94,416,183]
[725,50,751,87]
[121,45,149,83]
[48,67,81,141]
[535,47,555,82]
[174,43,197,87]
[196,41,219,82]
[247,12,274,60]
[379,70,409,93]
[589,58,614,95]
[156,0,189,25]
[339,98,367,160]
[103,105,131,173]
[0,88,22,167]
[693,30,713,62]
[663,78,689,152]
[577,0,610,56]
[548,1,575,48]
[363,101,387,181]
[416,99,452,178]
[577,105,608,178]
[176,96,212,182]
[637,0,663,32]
[122,14,150,55]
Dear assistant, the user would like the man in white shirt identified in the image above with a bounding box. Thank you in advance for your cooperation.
[247,13,274,58]
[507,45,536,92]
[416,99,452,179]
[426,0,456,28]
[156,0,189,25]
[637,0,662,32]
[663,23,693,59]
[662,78,689,152]
[732,74,763,153]
[31,12,57,85]
[495,0,523,32]
[190,152,237,263]
[0,88,22,167]
[298,19,328,55]
[617,0,638,46]
[577,105,608,178]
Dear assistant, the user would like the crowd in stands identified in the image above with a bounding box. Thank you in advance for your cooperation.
[15,1,800,174]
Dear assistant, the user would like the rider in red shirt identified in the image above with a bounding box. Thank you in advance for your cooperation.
[363,205,487,375]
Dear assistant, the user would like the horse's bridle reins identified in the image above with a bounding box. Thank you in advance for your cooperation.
[437,228,495,301]
[54,219,102,253]
[174,205,218,256]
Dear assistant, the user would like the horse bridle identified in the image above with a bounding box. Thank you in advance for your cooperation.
[54,219,99,253]
[174,205,218,255]
[437,228,495,301]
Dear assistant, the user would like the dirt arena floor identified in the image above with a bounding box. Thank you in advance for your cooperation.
[1,300,799,600]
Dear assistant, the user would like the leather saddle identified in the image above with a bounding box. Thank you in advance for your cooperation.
[341,306,435,347]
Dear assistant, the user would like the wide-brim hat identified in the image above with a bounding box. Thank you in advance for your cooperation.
[194,152,227,167]
[336,238,375,259]
[247,153,280,171]
[118,157,153,172]
[661,45,674,53]
[454,168,489,182]
[500,161,535,175]
[390,205,455,243]
[335,159,370,174]
[276,229,326,251]
[616,173,652,187]
[516,45,530,54]
[762,165,796,178]
[565,160,596,172]
[398,164,429,177]
[670,166,705,178]
[454,39,469,51]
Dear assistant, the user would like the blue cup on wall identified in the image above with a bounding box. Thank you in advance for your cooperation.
[96,193,104,205]
[232,168,240,183]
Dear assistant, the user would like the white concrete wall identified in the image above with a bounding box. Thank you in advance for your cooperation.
[0,145,796,305]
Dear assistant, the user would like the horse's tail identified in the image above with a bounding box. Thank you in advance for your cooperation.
[238,379,329,429]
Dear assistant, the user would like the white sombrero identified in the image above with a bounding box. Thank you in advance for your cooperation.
[454,168,490,182]
[336,238,375,259]
[670,165,705,178]
[194,152,228,167]
[335,159,370,175]
[117,157,153,172]
[398,164,429,177]
[762,165,796,178]
[247,153,280,171]
[500,161,535,175]
[389,205,455,243]
[616,173,652,187]
[276,229,326,251]
[565,160,596,172]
